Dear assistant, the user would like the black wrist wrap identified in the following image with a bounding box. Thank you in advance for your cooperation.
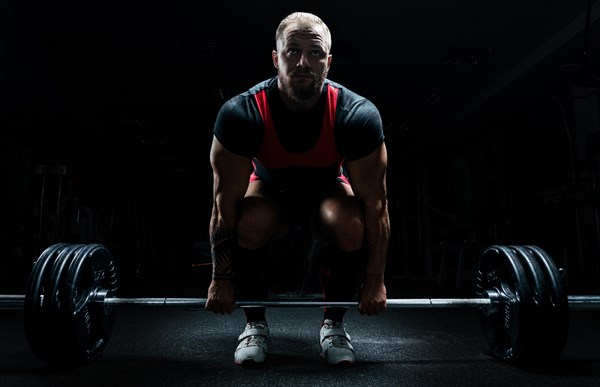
[210,227,236,280]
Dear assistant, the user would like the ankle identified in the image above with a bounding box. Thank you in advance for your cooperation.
[244,307,267,323]
[323,307,347,323]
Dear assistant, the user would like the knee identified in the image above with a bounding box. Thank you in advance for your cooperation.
[237,197,279,249]
[319,197,364,251]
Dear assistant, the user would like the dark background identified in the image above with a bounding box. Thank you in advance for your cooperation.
[2,0,600,296]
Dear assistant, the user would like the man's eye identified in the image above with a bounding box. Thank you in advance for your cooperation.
[287,48,298,55]
[311,50,323,57]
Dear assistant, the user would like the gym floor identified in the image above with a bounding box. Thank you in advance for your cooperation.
[1,303,600,386]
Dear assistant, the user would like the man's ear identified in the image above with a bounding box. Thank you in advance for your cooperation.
[324,54,332,76]
[272,50,278,69]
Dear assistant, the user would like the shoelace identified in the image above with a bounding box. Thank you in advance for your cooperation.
[241,335,266,348]
[327,335,350,349]
[240,323,268,348]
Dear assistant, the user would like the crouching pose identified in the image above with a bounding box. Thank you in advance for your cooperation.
[206,11,390,366]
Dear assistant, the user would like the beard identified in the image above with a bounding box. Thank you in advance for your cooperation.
[281,71,324,102]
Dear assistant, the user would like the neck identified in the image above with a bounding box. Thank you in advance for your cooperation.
[277,80,322,112]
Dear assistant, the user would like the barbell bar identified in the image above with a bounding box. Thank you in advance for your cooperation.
[2,292,599,310]
[1,242,598,366]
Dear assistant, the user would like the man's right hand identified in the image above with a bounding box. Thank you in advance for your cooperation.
[205,279,236,314]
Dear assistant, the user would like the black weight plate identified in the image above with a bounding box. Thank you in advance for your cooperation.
[510,245,553,363]
[49,244,87,311]
[523,245,570,362]
[510,245,547,307]
[476,245,533,363]
[44,244,87,362]
[65,243,118,362]
[24,243,70,363]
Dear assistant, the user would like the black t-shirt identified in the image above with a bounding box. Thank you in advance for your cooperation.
[213,77,384,188]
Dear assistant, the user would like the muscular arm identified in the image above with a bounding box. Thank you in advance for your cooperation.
[209,135,252,248]
[207,136,252,313]
[345,142,390,314]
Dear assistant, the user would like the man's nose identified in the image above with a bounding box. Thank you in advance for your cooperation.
[296,52,310,68]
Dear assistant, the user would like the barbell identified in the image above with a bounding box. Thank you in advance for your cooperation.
[0,243,598,365]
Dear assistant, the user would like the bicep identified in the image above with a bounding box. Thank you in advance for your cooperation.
[346,143,388,203]
[210,136,253,220]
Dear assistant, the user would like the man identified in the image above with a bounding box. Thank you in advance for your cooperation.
[206,11,389,366]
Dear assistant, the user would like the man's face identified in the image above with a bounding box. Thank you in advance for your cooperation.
[273,23,332,102]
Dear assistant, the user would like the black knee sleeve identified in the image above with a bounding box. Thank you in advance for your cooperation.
[320,244,366,322]
[233,244,271,322]
[233,244,271,299]
[320,244,365,300]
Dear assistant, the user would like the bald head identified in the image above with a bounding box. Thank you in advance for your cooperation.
[275,12,332,53]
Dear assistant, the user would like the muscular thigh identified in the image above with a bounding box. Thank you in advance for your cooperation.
[240,180,362,242]
[240,180,290,241]
[311,181,365,241]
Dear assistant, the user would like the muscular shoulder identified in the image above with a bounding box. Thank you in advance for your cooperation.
[327,80,385,161]
[213,78,276,157]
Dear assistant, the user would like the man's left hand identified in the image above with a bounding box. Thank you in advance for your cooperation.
[358,280,387,315]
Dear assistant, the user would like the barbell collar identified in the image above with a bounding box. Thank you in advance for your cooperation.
[0,294,25,309]
[566,295,600,309]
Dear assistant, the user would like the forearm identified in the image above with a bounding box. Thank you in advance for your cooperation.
[209,214,236,280]
[209,187,248,279]
[363,199,390,283]
[206,202,239,314]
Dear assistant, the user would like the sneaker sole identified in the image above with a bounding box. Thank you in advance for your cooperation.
[235,358,266,366]
[320,352,356,365]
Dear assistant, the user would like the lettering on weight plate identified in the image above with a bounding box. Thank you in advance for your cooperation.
[93,268,106,282]
[503,303,511,329]
[84,306,92,335]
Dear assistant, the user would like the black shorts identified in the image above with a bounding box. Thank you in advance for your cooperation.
[275,175,350,233]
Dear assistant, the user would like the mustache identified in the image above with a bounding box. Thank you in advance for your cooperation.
[291,70,317,79]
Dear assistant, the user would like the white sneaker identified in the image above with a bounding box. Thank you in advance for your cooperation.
[234,321,269,365]
[319,319,356,365]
